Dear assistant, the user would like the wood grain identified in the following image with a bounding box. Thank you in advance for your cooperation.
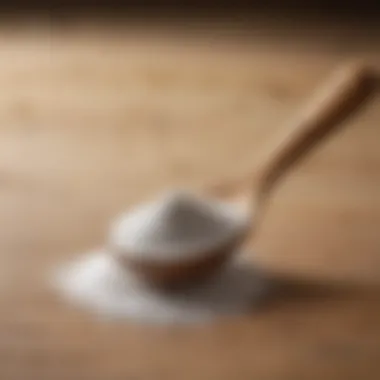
[0,18,380,380]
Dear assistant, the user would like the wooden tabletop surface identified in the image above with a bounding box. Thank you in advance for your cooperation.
[0,16,380,380]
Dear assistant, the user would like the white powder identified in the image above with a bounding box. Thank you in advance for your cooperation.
[52,249,267,325]
[110,190,249,261]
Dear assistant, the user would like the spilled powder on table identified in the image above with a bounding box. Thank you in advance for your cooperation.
[52,249,267,325]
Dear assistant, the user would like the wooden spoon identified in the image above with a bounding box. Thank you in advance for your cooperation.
[117,62,377,288]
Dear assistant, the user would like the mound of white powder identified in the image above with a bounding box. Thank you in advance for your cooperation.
[109,190,249,261]
[53,249,267,325]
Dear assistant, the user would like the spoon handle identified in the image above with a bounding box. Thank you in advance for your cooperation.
[253,62,376,201]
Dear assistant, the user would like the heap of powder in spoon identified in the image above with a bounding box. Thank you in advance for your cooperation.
[110,191,248,260]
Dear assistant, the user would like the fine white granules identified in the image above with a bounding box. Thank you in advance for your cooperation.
[110,190,249,261]
[53,249,267,325]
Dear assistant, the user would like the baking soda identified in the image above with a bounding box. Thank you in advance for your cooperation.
[53,249,266,325]
[52,191,262,324]
[110,190,248,260]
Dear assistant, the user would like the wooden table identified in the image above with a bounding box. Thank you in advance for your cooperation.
[0,16,380,380]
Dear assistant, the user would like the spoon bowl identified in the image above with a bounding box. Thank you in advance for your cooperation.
[110,193,251,288]
[114,229,247,288]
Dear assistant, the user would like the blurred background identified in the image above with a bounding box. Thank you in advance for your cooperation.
[1,2,380,380]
